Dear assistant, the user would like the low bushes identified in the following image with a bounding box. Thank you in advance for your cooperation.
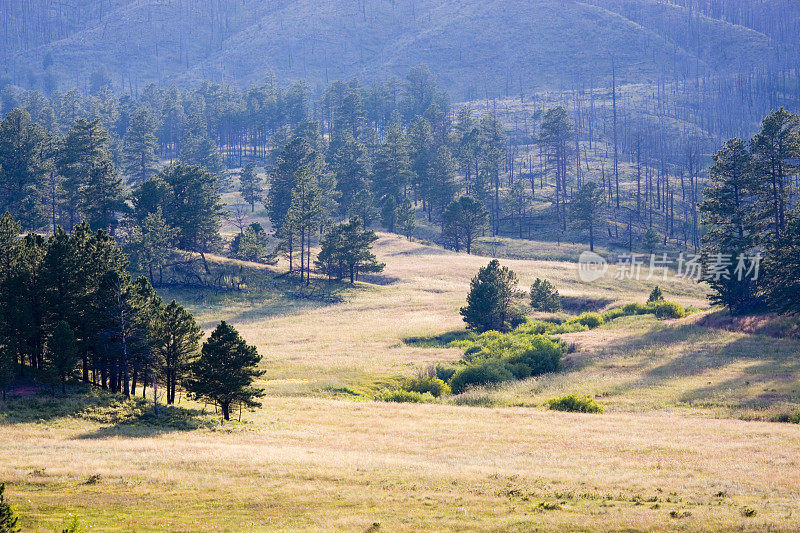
[375,389,434,403]
[449,331,566,394]
[568,312,604,328]
[623,302,648,315]
[449,359,516,394]
[383,295,689,402]
[511,319,587,336]
[600,307,626,321]
[402,376,451,398]
[646,300,686,319]
[547,393,604,413]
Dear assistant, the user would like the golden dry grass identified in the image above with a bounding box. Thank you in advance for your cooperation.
[1,233,799,532]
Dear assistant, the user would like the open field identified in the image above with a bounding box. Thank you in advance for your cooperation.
[2,234,799,531]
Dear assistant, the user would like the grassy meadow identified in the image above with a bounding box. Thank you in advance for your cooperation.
[2,233,800,531]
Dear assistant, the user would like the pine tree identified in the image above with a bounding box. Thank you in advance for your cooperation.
[233,225,275,264]
[570,181,605,252]
[504,180,531,239]
[0,334,13,401]
[159,163,222,255]
[699,138,759,313]
[642,227,660,254]
[426,146,458,220]
[123,106,159,183]
[647,286,664,303]
[81,157,126,233]
[0,108,50,229]
[268,137,321,233]
[453,106,479,195]
[478,112,506,235]
[239,163,263,212]
[530,279,562,312]
[0,213,22,379]
[152,300,201,405]
[460,260,522,333]
[760,209,800,315]
[186,321,264,421]
[179,134,224,177]
[539,107,574,231]
[328,133,371,217]
[132,176,170,222]
[0,483,20,533]
[284,165,324,283]
[45,320,78,394]
[372,117,414,204]
[395,199,416,239]
[57,118,112,230]
[409,116,434,205]
[750,108,799,239]
[442,196,488,254]
[315,218,383,283]
[126,207,178,285]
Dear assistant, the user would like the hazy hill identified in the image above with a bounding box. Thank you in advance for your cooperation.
[3,0,792,96]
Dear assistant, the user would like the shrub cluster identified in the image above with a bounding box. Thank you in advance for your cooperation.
[375,389,434,403]
[547,393,605,413]
[379,295,688,402]
[402,376,451,397]
[449,331,565,394]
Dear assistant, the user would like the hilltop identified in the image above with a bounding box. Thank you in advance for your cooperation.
[3,0,791,96]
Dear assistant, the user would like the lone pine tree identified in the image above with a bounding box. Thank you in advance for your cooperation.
[186,321,264,421]
[460,259,522,333]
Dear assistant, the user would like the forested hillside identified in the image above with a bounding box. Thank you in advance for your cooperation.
[2,0,796,97]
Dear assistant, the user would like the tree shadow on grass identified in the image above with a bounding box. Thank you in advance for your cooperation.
[594,320,800,411]
[402,329,472,348]
[561,295,614,313]
[74,402,217,439]
[0,387,216,438]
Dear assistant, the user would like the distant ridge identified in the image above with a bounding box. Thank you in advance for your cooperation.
[2,0,795,96]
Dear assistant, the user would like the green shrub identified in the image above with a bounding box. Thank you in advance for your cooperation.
[402,376,451,397]
[516,319,587,335]
[505,336,564,375]
[572,312,604,328]
[646,300,685,319]
[449,359,515,394]
[375,390,434,403]
[546,393,605,413]
[648,286,665,303]
[623,302,648,315]
[601,307,625,322]
[530,278,562,312]
[434,364,457,383]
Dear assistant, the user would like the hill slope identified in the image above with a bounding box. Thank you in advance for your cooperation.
[3,0,789,96]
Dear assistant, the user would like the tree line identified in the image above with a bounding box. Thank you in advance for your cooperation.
[700,108,800,315]
[0,212,263,420]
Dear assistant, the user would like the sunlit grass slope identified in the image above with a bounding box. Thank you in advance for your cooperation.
[1,233,799,531]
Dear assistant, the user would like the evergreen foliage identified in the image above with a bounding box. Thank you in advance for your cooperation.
[460,260,523,333]
[315,218,384,283]
[186,321,264,421]
[442,196,488,254]
[0,484,19,533]
[529,279,562,312]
